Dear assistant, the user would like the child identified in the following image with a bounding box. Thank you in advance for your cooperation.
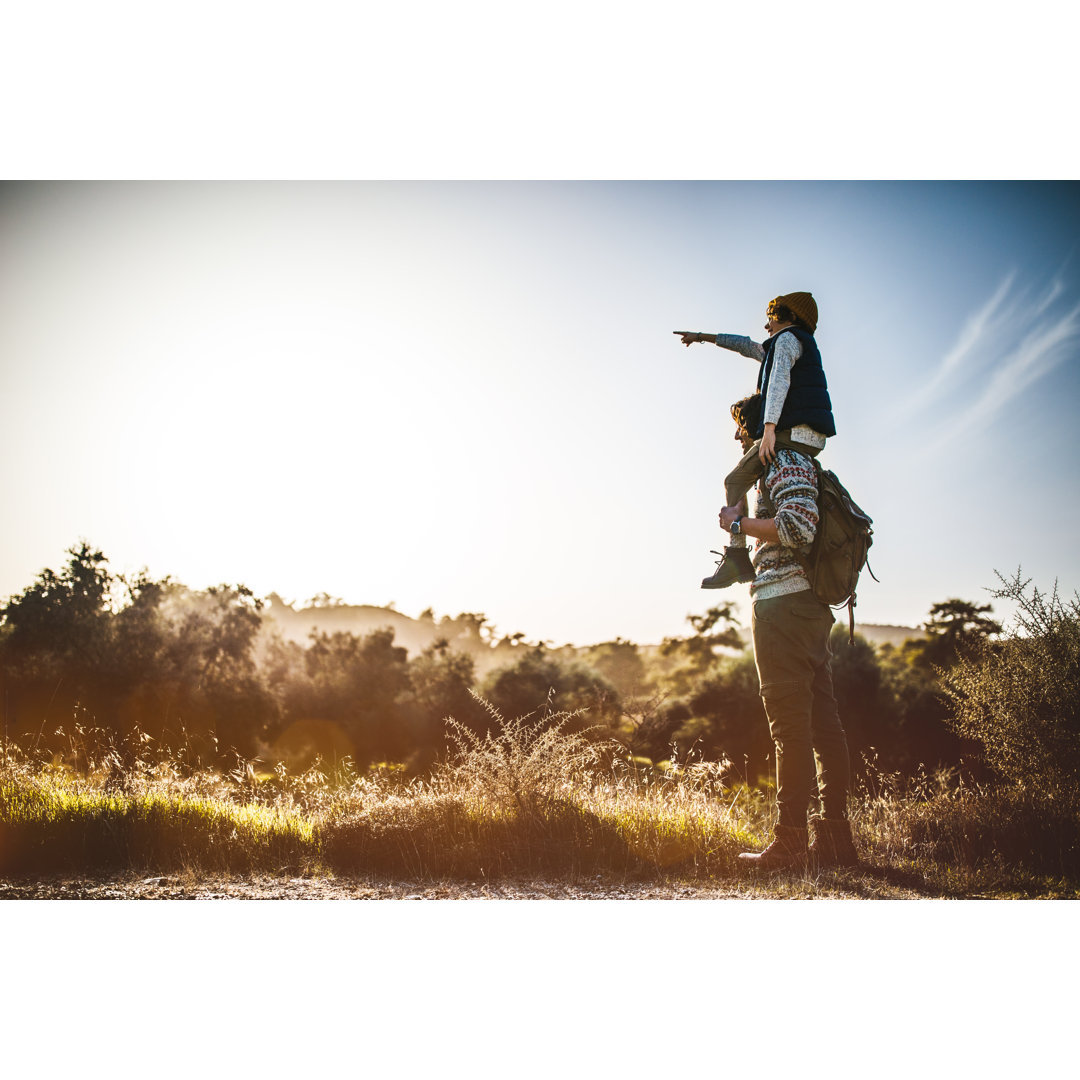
[674,291,836,589]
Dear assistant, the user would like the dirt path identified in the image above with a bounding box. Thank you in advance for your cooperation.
[0,866,937,899]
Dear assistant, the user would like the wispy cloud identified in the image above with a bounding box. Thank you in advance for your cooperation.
[908,269,1080,452]
[1034,277,1065,316]
[955,300,1080,438]
[922,270,1016,400]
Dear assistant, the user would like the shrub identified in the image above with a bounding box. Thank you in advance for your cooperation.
[677,650,770,782]
[853,764,1080,888]
[942,571,1080,797]
[317,695,645,877]
[442,694,605,819]
[480,648,619,730]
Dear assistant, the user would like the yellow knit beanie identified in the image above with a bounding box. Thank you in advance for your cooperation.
[768,292,818,333]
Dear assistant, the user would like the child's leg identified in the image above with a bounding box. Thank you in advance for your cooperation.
[724,440,766,507]
[773,431,823,459]
[723,440,766,548]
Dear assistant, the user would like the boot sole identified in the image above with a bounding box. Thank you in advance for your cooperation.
[700,574,755,589]
[736,855,809,874]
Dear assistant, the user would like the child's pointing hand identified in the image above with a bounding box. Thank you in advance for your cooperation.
[674,330,702,346]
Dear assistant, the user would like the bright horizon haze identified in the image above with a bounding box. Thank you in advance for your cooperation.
[2,181,1078,646]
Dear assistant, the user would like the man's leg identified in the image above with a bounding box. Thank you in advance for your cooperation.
[738,592,833,869]
[806,646,859,866]
[752,592,835,826]
[763,686,815,829]
[809,650,850,820]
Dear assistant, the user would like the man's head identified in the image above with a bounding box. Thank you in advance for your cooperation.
[731,393,760,451]
[766,292,818,334]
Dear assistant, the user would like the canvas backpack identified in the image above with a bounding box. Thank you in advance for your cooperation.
[795,460,876,644]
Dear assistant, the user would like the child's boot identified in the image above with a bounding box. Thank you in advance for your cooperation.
[701,546,755,589]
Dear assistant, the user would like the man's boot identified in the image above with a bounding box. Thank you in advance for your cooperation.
[701,546,755,589]
[809,816,860,868]
[736,825,808,872]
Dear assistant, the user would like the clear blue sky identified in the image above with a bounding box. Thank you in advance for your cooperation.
[2,181,1078,645]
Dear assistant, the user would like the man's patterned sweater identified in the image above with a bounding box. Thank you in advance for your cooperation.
[749,448,819,601]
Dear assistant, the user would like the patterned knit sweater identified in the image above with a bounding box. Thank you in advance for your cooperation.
[750,448,819,600]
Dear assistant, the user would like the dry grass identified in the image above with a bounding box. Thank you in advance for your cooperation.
[317,699,768,878]
[850,760,1080,897]
[2,703,1078,897]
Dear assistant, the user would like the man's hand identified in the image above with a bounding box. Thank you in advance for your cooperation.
[758,423,777,466]
[718,506,781,545]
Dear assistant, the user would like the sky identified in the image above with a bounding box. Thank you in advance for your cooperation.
[2,180,1078,646]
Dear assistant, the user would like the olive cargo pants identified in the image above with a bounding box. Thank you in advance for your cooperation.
[752,590,851,827]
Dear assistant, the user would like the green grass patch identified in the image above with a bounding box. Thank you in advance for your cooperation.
[0,771,314,875]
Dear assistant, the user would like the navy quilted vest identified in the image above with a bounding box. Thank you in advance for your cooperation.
[755,326,836,438]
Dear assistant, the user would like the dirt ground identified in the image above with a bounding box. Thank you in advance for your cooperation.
[0,866,936,899]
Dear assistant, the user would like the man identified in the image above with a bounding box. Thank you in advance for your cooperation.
[718,414,859,872]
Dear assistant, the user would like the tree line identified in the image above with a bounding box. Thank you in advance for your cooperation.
[0,542,1008,784]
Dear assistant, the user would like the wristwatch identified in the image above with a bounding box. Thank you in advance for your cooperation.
[730,516,742,536]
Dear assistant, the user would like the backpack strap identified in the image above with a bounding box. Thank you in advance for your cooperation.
[791,457,825,579]
[813,456,857,646]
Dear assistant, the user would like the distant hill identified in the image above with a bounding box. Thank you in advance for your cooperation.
[261,596,925,655]
[262,595,444,655]
[855,623,927,649]
[260,595,517,675]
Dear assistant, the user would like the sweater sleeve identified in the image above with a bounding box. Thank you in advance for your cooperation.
[764,450,819,549]
[713,334,765,362]
[762,331,803,426]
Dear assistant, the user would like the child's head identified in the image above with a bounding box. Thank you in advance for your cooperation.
[766,292,818,334]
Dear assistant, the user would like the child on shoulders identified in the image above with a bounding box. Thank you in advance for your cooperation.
[674,291,836,589]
